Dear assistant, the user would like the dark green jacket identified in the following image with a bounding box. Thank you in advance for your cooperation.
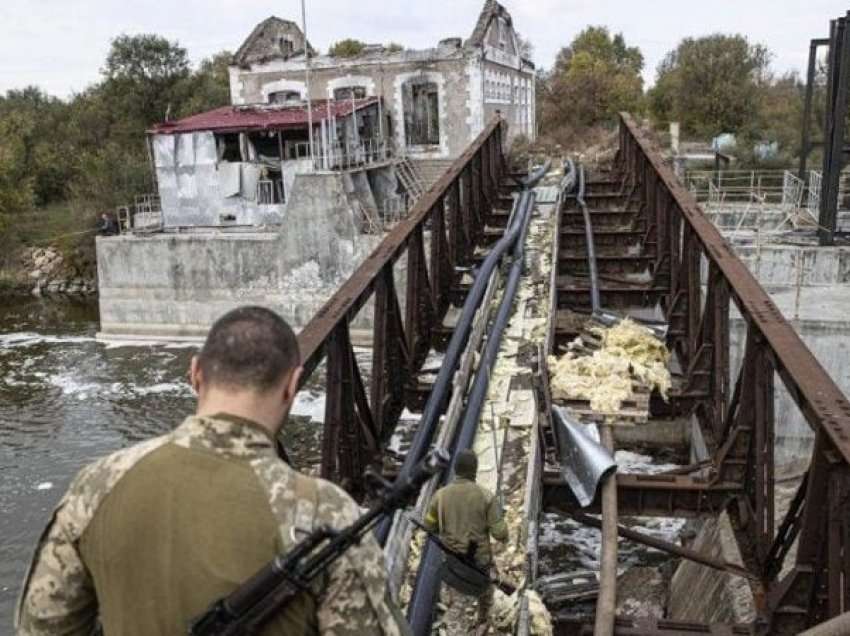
[423,478,508,566]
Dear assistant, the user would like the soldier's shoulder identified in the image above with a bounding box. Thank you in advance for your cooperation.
[249,457,361,529]
[62,434,172,527]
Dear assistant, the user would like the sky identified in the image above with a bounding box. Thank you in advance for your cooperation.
[0,0,847,98]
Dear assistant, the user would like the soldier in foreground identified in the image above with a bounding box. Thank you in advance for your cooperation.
[424,449,508,632]
[16,305,408,636]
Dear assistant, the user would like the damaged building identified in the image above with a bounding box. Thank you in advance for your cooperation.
[229,1,535,184]
[96,0,534,340]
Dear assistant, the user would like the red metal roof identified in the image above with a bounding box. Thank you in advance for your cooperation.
[149,97,379,135]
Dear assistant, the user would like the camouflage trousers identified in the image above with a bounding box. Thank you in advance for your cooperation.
[440,578,494,631]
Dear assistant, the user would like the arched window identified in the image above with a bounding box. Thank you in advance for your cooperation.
[402,79,439,146]
[333,86,367,101]
[268,90,301,105]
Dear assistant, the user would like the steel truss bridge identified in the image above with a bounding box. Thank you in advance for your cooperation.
[289,113,850,635]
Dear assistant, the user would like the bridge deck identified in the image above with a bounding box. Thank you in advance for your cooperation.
[288,114,850,635]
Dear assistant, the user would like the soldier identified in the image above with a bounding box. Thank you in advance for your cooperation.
[423,449,508,632]
[16,306,408,636]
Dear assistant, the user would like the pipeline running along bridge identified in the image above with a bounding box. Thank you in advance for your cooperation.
[291,114,850,635]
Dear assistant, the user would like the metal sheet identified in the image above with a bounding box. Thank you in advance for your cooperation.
[552,406,617,507]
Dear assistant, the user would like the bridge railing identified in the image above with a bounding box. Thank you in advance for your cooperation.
[295,117,505,495]
[619,112,850,632]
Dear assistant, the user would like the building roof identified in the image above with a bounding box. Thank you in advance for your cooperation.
[467,0,512,48]
[232,16,314,67]
[149,97,379,135]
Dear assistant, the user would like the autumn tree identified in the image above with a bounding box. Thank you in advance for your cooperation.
[648,34,770,137]
[540,27,644,134]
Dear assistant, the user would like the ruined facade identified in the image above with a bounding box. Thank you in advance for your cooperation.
[229,0,535,179]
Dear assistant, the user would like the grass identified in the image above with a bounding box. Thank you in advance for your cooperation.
[0,202,99,277]
[12,203,99,249]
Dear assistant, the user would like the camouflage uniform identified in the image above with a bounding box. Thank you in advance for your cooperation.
[16,413,407,636]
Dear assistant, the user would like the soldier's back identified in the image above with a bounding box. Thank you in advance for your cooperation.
[17,414,401,636]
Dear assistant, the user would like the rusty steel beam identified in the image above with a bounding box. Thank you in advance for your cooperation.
[618,111,850,633]
[297,116,505,490]
[620,112,850,465]
[570,511,755,580]
[542,471,741,518]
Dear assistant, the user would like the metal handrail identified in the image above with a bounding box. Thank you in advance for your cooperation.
[297,117,502,368]
[620,112,850,464]
[293,116,505,489]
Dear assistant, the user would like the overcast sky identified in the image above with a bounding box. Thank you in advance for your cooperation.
[1,0,847,98]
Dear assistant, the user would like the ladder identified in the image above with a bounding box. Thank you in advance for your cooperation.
[394,156,426,200]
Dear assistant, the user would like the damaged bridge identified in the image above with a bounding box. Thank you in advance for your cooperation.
[288,113,850,635]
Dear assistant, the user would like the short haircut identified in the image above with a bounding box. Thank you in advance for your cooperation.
[197,306,300,391]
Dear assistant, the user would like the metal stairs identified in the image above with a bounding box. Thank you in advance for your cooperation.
[394,156,426,200]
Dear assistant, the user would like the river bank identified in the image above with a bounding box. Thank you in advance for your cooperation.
[1,244,98,298]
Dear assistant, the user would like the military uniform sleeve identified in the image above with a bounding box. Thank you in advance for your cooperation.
[16,491,97,635]
[486,494,508,543]
[315,484,409,636]
[422,491,440,533]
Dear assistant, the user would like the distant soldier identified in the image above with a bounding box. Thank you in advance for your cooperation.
[17,306,408,636]
[423,449,508,631]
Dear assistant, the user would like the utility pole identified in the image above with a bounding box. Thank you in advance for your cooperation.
[301,0,314,166]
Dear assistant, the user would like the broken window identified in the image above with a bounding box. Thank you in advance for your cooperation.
[402,80,440,146]
[216,133,241,162]
[248,131,285,204]
[278,37,293,56]
[333,86,367,101]
[268,90,301,105]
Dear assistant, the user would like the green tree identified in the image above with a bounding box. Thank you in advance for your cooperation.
[174,50,234,118]
[101,34,191,131]
[0,110,36,215]
[648,34,770,137]
[541,27,644,131]
[329,39,366,58]
[0,87,77,206]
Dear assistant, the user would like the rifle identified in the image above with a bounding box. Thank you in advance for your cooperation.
[406,516,516,595]
[188,448,450,635]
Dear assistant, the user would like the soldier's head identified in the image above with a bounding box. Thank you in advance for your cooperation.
[455,449,478,480]
[190,306,302,433]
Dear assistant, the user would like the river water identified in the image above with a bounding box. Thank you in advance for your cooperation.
[0,297,327,623]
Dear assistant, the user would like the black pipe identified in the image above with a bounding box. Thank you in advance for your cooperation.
[576,164,601,313]
[406,162,554,634]
[376,163,550,545]
[375,195,522,544]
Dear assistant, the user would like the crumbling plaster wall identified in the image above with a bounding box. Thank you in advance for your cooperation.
[231,54,474,160]
[153,132,285,228]
[97,172,382,339]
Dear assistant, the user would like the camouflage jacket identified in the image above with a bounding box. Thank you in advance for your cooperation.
[16,413,407,636]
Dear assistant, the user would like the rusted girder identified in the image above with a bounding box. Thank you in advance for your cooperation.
[542,471,741,518]
[615,111,850,631]
[296,116,506,492]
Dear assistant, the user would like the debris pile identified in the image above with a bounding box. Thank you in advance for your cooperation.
[548,318,671,414]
